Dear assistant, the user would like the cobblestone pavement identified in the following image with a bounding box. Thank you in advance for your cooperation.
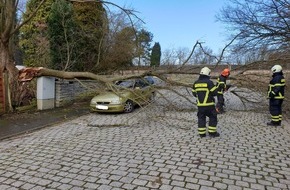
[0,88,290,190]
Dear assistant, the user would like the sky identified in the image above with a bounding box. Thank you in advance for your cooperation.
[109,0,230,54]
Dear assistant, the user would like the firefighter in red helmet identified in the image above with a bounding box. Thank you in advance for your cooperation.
[216,68,230,114]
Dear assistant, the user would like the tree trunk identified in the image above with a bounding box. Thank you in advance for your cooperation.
[0,40,20,112]
[0,41,9,73]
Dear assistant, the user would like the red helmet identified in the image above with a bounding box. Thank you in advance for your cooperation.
[221,68,230,77]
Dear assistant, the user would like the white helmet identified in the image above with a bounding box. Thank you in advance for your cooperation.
[271,65,282,73]
[200,67,211,76]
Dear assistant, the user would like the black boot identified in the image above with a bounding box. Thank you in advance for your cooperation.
[209,132,220,138]
[199,134,206,138]
[267,121,280,126]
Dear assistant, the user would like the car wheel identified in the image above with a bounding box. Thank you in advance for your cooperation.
[149,92,155,103]
[124,100,134,113]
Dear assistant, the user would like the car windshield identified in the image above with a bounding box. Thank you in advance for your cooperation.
[144,76,154,84]
[116,80,134,88]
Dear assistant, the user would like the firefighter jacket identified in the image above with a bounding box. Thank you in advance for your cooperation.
[192,75,218,106]
[216,75,227,95]
[267,72,285,99]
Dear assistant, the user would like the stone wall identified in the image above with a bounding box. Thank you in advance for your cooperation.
[55,79,102,107]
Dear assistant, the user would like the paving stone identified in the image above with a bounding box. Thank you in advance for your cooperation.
[132,178,147,186]
[121,183,136,190]
[235,180,250,188]
[214,182,227,189]
[11,180,25,188]
[198,179,213,186]
[273,182,288,189]
[21,183,36,190]
[250,183,266,190]
[159,184,174,190]
[170,180,185,187]
[228,185,243,190]
[47,182,62,189]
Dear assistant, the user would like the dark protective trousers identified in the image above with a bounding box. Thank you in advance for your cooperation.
[216,94,225,112]
[197,105,218,134]
[269,99,283,124]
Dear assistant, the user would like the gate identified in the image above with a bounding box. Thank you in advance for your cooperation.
[0,72,5,115]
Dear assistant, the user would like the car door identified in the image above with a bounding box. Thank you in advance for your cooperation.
[133,79,150,105]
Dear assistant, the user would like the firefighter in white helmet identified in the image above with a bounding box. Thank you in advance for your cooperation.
[192,67,220,138]
[267,65,285,126]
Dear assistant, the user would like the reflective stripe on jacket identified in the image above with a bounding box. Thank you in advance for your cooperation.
[267,72,285,99]
[192,75,217,106]
[216,75,227,94]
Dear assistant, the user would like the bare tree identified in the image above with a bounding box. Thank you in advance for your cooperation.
[189,46,214,65]
[217,0,290,53]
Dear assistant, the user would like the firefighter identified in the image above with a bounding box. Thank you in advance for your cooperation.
[267,65,285,126]
[216,68,230,114]
[192,67,220,138]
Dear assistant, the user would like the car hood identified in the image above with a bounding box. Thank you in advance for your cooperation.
[91,90,131,102]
